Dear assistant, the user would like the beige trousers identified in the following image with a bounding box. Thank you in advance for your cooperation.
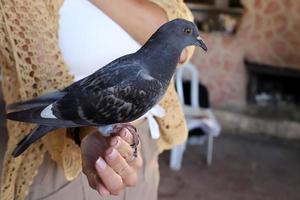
[26,121,160,200]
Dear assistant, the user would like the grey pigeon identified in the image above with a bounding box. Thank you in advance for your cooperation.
[7,18,207,157]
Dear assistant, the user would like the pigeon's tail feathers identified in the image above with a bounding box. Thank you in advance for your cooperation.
[7,106,88,127]
[12,125,57,157]
[7,106,51,122]
[7,91,67,110]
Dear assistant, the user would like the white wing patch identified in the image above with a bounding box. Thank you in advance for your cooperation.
[78,105,88,119]
[138,70,155,81]
[41,104,57,119]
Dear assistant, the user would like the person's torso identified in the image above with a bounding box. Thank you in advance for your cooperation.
[58,0,141,81]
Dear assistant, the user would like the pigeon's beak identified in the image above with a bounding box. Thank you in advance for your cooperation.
[196,36,208,51]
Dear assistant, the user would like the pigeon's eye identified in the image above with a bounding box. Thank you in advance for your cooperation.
[183,28,192,35]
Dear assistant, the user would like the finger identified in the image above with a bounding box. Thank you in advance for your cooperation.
[110,136,143,169]
[118,128,141,153]
[110,136,133,162]
[96,183,110,196]
[84,170,100,190]
[95,156,124,195]
[81,133,106,190]
[119,128,133,144]
[131,150,143,169]
[82,149,101,190]
[105,147,138,187]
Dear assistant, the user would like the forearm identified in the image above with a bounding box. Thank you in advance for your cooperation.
[90,0,168,45]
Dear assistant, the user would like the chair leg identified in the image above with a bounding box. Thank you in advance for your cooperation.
[170,143,186,171]
[206,134,214,166]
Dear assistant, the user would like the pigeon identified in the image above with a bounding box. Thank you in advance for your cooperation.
[7,18,207,157]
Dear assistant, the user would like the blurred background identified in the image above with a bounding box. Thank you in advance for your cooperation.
[158,0,300,199]
[1,0,300,199]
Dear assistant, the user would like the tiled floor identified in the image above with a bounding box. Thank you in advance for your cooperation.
[158,134,300,200]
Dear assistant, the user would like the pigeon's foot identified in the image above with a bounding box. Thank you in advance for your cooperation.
[97,123,139,158]
[112,123,139,158]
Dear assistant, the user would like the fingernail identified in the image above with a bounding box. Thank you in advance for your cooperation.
[121,129,129,138]
[96,157,106,170]
[107,148,117,160]
[110,137,119,147]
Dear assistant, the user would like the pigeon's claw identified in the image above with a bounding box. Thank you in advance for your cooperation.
[112,123,139,158]
[130,130,139,158]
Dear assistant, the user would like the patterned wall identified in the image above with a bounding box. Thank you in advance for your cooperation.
[192,0,300,107]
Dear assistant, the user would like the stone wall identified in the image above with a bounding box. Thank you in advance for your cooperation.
[192,0,300,107]
[241,0,300,69]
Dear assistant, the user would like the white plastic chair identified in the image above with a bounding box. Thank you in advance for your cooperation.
[170,63,221,170]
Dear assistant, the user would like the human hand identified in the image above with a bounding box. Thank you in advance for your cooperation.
[81,128,143,196]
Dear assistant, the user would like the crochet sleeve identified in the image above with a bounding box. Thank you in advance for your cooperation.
[0,1,80,200]
[149,0,195,151]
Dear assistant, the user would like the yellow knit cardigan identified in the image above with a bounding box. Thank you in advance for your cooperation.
[0,1,194,199]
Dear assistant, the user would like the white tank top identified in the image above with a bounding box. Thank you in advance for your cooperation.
[58,0,165,139]
[58,0,141,81]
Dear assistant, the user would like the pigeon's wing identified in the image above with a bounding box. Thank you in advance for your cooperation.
[7,56,163,127]
[106,71,165,122]
[7,55,135,111]
[8,69,163,157]
[6,90,85,127]
[6,105,88,127]
[52,69,164,125]
[6,90,67,110]
[7,55,142,127]
[67,54,139,91]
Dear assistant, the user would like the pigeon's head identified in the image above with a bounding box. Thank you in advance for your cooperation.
[161,18,207,51]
